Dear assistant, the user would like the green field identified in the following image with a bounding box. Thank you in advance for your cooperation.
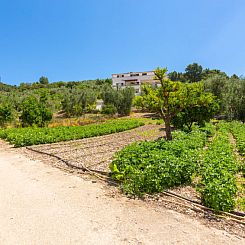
[0,118,144,147]
[110,121,245,212]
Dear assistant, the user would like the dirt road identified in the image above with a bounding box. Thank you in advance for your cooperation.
[0,146,243,245]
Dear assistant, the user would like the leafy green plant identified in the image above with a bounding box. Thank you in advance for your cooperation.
[0,103,15,127]
[20,96,52,127]
[229,121,245,157]
[198,123,239,211]
[0,118,144,147]
[110,128,208,196]
[102,86,135,116]
[101,104,117,115]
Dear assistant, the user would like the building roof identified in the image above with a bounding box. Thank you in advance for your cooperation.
[112,71,154,76]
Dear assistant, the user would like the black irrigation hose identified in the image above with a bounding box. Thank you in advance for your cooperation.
[26,146,245,223]
[26,146,109,177]
[163,191,245,220]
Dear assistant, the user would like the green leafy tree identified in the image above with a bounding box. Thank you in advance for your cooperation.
[201,69,228,80]
[230,74,239,79]
[204,76,245,121]
[138,67,218,140]
[62,88,97,117]
[185,63,203,83]
[39,76,49,85]
[116,88,135,116]
[171,92,219,131]
[168,71,186,82]
[102,86,134,116]
[0,103,14,127]
[203,75,228,101]
[222,79,245,121]
[20,96,52,127]
[152,67,187,140]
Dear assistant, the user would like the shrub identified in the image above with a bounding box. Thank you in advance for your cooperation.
[102,86,134,116]
[101,104,117,115]
[110,129,208,196]
[20,96,52,127]
[0,103,14,127]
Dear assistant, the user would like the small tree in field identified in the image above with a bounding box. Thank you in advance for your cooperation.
[154,67,187,140]
[139,67,218,140]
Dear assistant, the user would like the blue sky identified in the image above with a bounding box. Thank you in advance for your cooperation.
[1,0,245,85]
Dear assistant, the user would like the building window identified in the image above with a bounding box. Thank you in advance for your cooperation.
[121,83,124,86]
[117,75,120,78]
[130,73,139,77]
[142,73,147,76]
[122,75,124,77]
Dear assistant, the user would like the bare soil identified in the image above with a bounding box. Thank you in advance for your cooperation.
[21,124,165,172]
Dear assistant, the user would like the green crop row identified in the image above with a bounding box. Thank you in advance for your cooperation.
[198,123,239,212]
[229,121,245,157]
[110,127,210,196]
[0,118,144,147]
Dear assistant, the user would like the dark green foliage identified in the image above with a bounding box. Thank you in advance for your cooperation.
[102,86,134,116]
[101,104,117,115]
[168,64,228,83]
[171,96,219,131]
[204,76,245,121]
[110,129,208,196]
[138,69,217,139]
[0,82,17,92]
[168,71,186,82]
[116,88,135,116]
[0,118,144,147]
[20,96,52,127]
[39,76,49,85]
[95,78,112,86]
[62,88,97,117]
[0,103,14,127]
[201,69,228,80]
[185,63,203,83]
[222,79,245,121]
[203,75,227,101]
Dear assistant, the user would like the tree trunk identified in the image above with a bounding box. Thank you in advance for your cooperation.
[164,116,172,140]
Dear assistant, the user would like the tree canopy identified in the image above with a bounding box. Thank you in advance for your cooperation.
[134,67,219,140]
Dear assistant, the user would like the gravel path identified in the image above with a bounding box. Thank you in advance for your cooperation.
[0,145,244,245]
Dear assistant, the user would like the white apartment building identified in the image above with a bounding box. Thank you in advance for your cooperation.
[112,71,159,95]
